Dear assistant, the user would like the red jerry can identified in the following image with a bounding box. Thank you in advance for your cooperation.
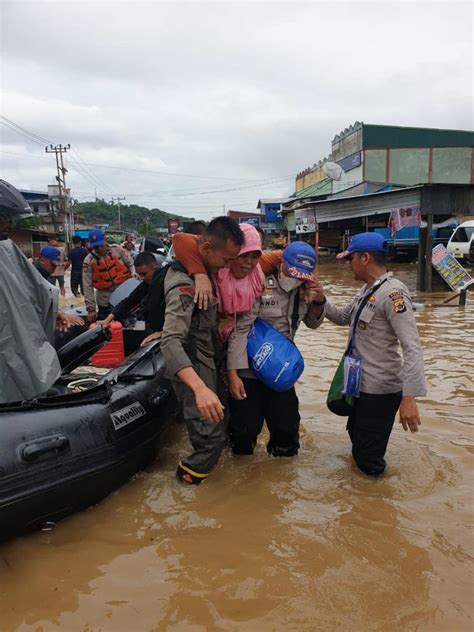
[90,321,125,368]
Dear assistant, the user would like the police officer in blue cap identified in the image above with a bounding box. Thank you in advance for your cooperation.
[324,232,427,477]
[227,241,326,458]
[33,245,62,282]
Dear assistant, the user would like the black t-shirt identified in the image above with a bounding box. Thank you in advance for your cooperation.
[111,262,186,332]
[33,259,51,280]
[67,246,88,272]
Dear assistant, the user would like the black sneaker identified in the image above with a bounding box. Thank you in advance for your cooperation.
[176,462,208,485]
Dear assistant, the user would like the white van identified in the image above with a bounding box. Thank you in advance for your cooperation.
[447,220,474,261]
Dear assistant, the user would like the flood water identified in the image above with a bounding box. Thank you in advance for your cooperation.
[1,263,473,631]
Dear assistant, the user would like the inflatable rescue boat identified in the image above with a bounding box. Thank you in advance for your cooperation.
[0,327,176,541]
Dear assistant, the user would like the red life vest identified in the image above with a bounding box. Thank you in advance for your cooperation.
[91,251,131,290]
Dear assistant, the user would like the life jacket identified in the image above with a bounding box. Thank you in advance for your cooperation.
[91,249,131,290]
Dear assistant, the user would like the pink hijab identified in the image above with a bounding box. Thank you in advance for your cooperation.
[214,223,264,342]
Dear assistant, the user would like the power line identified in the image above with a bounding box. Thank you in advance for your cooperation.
[110,196,126,230]
[0,116,53,145]
[68,148,118,197]
[1,120,278,183]
[0,148,293,197]
[0,118,118,197]
[0,120,46,147]
[0,117,295,202]
[75,160,268,182]
[1,127,295,189]
[45,143,73,238]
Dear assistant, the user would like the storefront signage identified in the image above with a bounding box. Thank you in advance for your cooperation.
[432,244,473,291]
[264,203,283,223]
[295,209,316,234]
[239,216,260,227]
[337,151,361,173]
[389,206,421,235]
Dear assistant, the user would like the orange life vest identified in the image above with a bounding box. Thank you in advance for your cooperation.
[91,252,131,290]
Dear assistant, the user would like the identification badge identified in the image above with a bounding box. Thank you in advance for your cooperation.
[343,354,363,397]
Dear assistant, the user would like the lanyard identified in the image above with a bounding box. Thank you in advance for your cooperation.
[346,278,387,355]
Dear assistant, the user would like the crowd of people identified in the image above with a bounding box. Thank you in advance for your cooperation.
[1,185,426,482]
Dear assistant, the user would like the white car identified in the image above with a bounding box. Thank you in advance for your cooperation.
[447,220,474,261]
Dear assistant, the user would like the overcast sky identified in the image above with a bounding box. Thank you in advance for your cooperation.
[1,0,472,219]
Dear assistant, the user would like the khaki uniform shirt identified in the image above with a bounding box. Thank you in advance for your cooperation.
[325,272,427,397]
[227,271,325,378]
[160,268,218,380]
[82,245,134,312]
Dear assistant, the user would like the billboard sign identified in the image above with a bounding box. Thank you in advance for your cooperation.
[389,205,421,235]
[432,244,473,291]
[239,216,260,227]
[264,203,283,223]
[337,151,361,173]
[295,209,316,234]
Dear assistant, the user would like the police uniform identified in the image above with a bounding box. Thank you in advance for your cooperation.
[160,267,227,483]
[227,270,325,457]
[82,245,134,319]
[325,271,427,476]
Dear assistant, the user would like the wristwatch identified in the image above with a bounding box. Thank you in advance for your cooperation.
[312,296,327,306]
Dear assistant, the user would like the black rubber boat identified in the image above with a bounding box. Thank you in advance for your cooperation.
[0,330,177,541]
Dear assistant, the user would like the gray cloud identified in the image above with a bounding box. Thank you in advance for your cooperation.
[1,1,472,218]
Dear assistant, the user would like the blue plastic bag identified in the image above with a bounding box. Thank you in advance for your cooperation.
[247,319,305,392]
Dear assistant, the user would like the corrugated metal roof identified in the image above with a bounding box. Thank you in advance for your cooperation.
[295,178,331,198]
[257,197,293,207]
[283,186,423,223]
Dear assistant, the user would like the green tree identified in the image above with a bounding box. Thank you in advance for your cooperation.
[11,215,44,230]
[73,199,195,232]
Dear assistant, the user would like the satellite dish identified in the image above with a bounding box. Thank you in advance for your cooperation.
[323,161,344,181]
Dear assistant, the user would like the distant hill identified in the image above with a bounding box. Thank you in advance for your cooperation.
[72,199,195,232]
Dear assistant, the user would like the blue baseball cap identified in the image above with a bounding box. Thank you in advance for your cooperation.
[337,232,388,260]
[89,229,106,247]
[40,245,61,265]
[282,241,317,280]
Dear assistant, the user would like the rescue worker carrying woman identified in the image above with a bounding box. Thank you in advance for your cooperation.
[82,229,135,323]
[226,241,325,457]
[171,230,326,460]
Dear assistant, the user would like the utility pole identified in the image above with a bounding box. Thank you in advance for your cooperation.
[45,143,72,240]
[111,196,126,231]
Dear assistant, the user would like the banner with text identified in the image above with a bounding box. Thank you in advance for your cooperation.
[389,206,421,236]
[295,209,316,234]
[264,203,283,223]
[432,244,473,291]
[239,216,260,227]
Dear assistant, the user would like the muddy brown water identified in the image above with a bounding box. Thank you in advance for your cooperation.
[1,264,473,631]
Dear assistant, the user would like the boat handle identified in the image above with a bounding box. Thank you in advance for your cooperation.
[21,435,70,462]
[149,388,170,407]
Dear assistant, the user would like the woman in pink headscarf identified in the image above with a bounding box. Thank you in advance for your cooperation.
[173,223,269,343]
[213,223,264,342]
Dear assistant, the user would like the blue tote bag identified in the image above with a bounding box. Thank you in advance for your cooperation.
[247,319,305,392]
